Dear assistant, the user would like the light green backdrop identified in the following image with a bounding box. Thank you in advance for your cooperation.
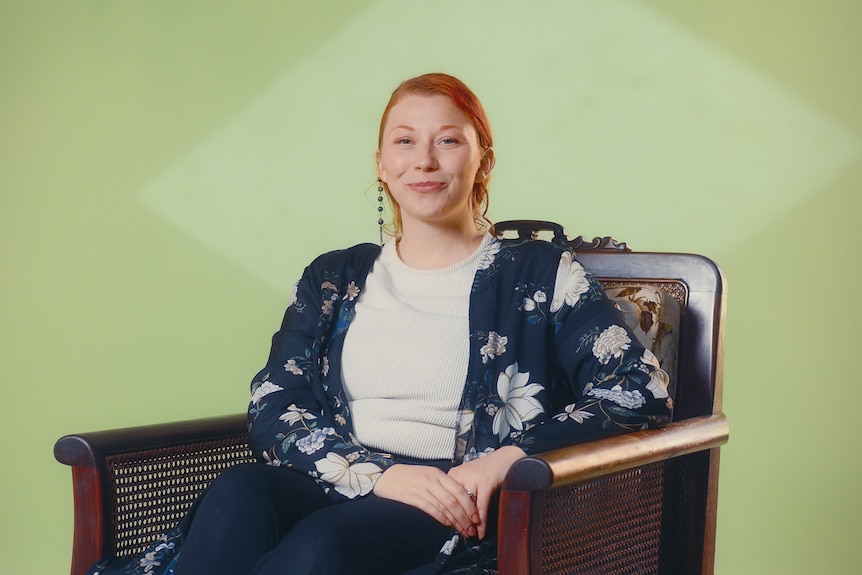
[2,1,860,573]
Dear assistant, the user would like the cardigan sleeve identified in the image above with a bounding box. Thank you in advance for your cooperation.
[247,261,395,501]
[505,251,673,455]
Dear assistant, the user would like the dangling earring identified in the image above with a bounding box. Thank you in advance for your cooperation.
[377,178,385,246]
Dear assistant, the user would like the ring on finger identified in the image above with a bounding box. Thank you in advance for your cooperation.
[466,490,477,502]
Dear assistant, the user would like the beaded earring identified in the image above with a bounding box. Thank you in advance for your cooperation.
[377,178,385,245]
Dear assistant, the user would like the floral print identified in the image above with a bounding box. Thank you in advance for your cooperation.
[287,281,299,309]
[550,250,591,312]
[492,363,544,441]
[553,403,595,423]
[296,427,335,454]
[138,540,174,574]
[314,452,383,498]
[283,359,303,375]
[88,525,185,575]
[456,408,475,434]
[250,380,282,405]
[477,238,501,270]
[278,404,316,425]
[588,385,647,410]
[521,289,547,311]
[440,534,460,556]
[321,356,330,377]
[139,537,176,574]
[261,451,282,466]
[344,281,360,301]
[592,325,632,365]
[479,331,507,364]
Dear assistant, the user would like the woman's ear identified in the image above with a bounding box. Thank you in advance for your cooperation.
[375,149,385,183]
[475,147,496,182]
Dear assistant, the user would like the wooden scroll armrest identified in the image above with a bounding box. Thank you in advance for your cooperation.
[498,412,729,575]
[54,413,249,468]
[54,413,248,575]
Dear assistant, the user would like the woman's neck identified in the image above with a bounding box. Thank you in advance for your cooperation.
[395,222,485,270]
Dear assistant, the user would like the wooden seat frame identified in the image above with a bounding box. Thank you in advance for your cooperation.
[55,221,728,575]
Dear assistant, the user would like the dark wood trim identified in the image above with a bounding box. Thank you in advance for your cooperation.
[701,447,723,574]
[68,466,105,575]
[497,490,535,575]
[506,413,728,491]
[54,413,248,467]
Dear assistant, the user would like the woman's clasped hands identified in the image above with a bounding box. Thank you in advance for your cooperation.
[373,445,526,540]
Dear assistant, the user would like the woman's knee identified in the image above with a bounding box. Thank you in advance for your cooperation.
[192,463,327,528]
[208,462,275,491]
[195,463,274,509]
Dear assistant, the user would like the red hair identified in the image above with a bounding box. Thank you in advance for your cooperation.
[377,73,494,234]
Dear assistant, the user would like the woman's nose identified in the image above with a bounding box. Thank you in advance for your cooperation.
[414,143,438,170]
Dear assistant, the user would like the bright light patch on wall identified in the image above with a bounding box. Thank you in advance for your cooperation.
[139,0,859,291]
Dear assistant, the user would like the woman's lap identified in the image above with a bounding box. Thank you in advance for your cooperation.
[252,492,451,575]
[174,463,450,575]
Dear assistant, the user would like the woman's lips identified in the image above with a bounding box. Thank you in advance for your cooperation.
[407,181,446,192]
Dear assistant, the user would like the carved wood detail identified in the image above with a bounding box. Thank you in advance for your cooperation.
[493,220,631,252]
[565,235,631,252]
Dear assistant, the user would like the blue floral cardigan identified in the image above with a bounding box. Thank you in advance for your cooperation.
[90,235,672,575]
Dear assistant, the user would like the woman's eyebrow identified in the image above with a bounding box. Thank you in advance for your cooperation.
[391,124,465,132]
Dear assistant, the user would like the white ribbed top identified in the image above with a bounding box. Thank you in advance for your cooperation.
[341,234,492,459]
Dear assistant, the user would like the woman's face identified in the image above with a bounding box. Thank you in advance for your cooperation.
[377,94,490,233]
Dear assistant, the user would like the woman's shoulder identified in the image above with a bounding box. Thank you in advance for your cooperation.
[305,242,381,275]
[475,236,569,289]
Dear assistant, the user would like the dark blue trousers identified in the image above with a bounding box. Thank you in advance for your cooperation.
[173,463,452,575]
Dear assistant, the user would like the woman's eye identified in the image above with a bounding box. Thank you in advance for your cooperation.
[395,137,412,145]
[440,137,459,146]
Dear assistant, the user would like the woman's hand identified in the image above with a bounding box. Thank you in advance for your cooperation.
[446,445,527,540]
[373,464,481,539]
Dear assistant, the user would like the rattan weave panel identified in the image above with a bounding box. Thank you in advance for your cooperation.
[667,451,706,573]
[541,462,667,575]
[539,456,706,575]
[106,437,255,558]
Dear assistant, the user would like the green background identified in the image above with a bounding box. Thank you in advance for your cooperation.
[2,1,860,573]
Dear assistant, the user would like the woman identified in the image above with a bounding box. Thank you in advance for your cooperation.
[91,73,672,575]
